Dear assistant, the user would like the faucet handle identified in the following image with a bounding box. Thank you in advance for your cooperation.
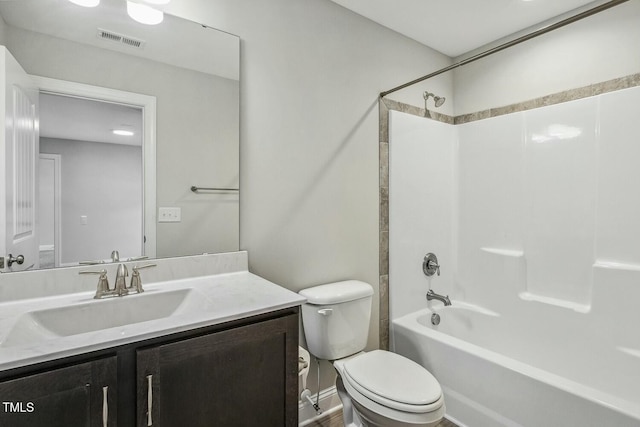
[130,264,157,293]
[80,269,111,299]
[423,253,441,277]
[429,260,440,276]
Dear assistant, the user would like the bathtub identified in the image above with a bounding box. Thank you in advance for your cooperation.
[391,304,640,427]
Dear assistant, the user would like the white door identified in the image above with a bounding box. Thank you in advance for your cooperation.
[0,47,39,271]
[39,154,60,269]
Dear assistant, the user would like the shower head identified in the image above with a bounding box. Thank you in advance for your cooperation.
[423,91,446,109]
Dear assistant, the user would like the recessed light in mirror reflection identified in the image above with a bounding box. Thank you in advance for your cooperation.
[113,129,135,136]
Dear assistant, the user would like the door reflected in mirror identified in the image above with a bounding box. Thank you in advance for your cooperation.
[39,94,144,268]
[0,0,240,272]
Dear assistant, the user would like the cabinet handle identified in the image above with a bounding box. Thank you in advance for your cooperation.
[147,374,153,426]
[102,386,108,427]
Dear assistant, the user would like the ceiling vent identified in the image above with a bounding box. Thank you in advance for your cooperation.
[97,28,146,49]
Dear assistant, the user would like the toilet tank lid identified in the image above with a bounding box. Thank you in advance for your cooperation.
[299,280,373,305]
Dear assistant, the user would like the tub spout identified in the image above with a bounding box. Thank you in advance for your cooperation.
[427,289,451,306]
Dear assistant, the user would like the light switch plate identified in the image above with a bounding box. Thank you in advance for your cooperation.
[158,207,181,222]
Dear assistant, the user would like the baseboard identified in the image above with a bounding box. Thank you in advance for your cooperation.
[445,415,467,427]
[299,386,343,427]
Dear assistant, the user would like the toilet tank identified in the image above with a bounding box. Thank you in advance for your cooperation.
[299,280,373,360]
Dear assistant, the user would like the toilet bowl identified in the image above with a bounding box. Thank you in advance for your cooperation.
[299,281,445,427]
[335,351,445,427]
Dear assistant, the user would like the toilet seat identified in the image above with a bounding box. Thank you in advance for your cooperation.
[338,350,443,414]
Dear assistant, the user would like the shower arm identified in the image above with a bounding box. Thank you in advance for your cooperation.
[379,0,631,98]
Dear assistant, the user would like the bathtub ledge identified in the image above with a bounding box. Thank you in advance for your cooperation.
[593,260,640,272]
[480,247,524,257]
[617,346,640,360]
[444,301,500,317]
[518,291,591,313]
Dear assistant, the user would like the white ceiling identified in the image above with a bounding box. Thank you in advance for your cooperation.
[0,0,239,80]
[40,93,143,146]
[329,0,604,57]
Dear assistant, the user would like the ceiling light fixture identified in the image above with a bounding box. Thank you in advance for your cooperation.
[113,129,135,136]
[68,0,100,7]
[126,1,164,25]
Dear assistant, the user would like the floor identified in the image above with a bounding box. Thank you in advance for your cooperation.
[436,419,459,427]
[309,409,459,426]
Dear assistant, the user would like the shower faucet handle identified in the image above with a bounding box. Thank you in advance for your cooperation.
[423,253,440,277]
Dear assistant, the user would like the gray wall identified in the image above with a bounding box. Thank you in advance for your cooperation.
[40,138,142,263]
[0,13,6,45]
[452,1,640,115]
[5,25,240,258]
[38,157,55,248]
[164,0,454,391]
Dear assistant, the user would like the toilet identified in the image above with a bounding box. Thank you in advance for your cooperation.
[299,280,445,427]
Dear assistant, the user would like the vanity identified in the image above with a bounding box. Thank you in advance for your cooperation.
[0,252,305,426]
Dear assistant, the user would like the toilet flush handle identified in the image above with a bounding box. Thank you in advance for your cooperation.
[317,308,333,316]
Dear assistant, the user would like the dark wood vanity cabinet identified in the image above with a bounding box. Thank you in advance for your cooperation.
[0,308,299,427]
[137,314,299,427]
[0,356,118,427]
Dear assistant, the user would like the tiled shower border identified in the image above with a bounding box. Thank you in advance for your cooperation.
[377,71,640,350]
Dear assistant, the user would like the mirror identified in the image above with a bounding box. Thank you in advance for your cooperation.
[0,0,240,272]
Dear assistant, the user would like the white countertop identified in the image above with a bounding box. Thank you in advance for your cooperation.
[0,271,306,371]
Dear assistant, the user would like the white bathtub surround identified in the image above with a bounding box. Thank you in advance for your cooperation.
[388,111,456,321]
[387,84,640,425]
[0,251,306,371]
[523,99,597,305]
[389,85,640,312]
[455,87,640,313]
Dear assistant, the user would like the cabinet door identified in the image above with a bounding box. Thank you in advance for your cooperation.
[0,356,118,427]
[137,314,298,427]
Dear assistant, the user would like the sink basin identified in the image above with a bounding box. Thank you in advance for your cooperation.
[1,288,210,348]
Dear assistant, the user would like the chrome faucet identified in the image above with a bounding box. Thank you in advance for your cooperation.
[81,263,156,299]
[427,289,451,306]
[114,263,129,296]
